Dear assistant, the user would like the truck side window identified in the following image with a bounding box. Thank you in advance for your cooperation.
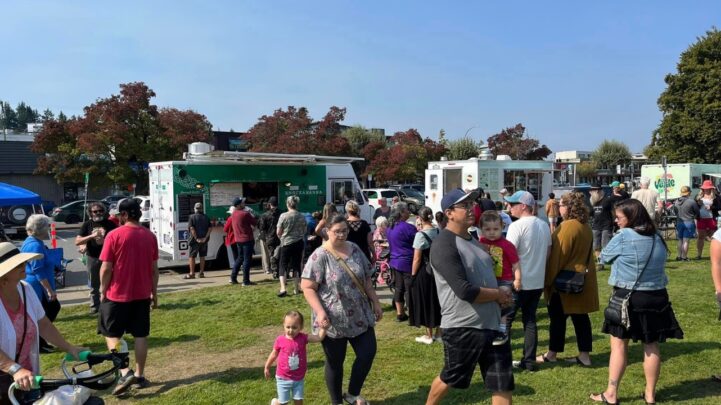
[430,175,438,190]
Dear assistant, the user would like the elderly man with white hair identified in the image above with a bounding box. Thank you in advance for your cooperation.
[631,176,661,220]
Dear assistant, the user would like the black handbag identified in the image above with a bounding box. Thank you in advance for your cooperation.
[554,246,593,294]
[604,236,656,329]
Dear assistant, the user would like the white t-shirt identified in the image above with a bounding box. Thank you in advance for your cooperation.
[631,188,659,219]
[506,216,551,290]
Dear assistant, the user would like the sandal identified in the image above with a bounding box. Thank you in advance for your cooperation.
[641,392,656,405]
[182,274,195,279]
[535,353,557,363]
[566,356,591,367]
[590,392,619,404]
[198,272,205,278]
[343,392,370,405]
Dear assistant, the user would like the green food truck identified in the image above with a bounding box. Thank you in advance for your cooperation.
[149,143,373,267]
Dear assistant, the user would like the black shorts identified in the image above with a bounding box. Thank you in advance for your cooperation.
[98,299,151,338]
[439,327,514,392]
[189,239,208,258]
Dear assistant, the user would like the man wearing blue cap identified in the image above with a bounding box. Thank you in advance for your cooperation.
[504,190,551,372]
[425,188,514,405]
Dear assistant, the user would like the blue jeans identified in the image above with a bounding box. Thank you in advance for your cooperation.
[276,376,304,403]
[232,241,254,284]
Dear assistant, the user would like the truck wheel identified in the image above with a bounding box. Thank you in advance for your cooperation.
[65,214,81,224]
[7,205,31,225]
[211,245,229,270]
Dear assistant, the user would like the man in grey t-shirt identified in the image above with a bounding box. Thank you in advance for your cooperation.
[426,189,514,405]
[186,202,212,279]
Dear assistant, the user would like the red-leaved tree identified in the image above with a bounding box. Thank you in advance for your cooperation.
[244,106,351,156]
[486,123,551,160]
[32,82,212,193]
[366,129,446,183]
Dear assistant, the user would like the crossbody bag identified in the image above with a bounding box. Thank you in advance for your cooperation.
[604,235,657,329]
[554,245,593,294]
[323,242,374,313]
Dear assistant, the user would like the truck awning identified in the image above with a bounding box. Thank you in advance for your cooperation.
[0,182,41,206]
[185,150,365,164]
[706,173,721,178]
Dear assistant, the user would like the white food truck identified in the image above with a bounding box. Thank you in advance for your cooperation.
[148,143,373,267]
[425,156,555,218]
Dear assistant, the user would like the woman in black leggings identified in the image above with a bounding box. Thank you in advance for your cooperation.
[301,215,383,405]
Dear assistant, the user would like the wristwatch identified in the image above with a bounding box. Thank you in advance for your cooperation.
[7,363,22,376]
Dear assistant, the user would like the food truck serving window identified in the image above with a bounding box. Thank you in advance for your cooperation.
[332,180,364,205]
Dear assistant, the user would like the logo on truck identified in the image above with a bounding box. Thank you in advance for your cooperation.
[654,174,675,194]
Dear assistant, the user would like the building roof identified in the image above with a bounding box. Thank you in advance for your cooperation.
[0,141,41,174]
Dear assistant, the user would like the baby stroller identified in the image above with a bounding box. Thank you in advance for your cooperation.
[7,350,129,405]
[372,247,394,292]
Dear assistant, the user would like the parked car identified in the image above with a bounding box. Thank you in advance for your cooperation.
[101,194,129,206]
[396,188,425,213]
[362,188,422,213]
[389,183,424,193]
[115,196,151,226]
[51,200,108,224]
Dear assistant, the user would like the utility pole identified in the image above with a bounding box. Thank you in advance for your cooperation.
[662,156,668,205]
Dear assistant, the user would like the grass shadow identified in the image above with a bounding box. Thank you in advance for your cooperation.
[147,334,201,347]
[377,381,534,404]
[157,298,222,311]
[131,360,324,398]
[655,377,721,402]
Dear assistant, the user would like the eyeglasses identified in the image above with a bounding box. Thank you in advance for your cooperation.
[331,229,349,236]
[452,202,474,210]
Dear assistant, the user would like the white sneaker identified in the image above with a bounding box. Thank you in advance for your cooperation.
[270,398,278,405]
[415,335,433,344]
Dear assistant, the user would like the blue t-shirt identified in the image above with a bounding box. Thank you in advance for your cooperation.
[21,236,56,300]
[386,221,417,273]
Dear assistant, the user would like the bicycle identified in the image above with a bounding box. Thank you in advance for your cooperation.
[7,350,129,405]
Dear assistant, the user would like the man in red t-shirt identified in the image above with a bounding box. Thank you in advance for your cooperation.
[230,197,257,285]
[99,199,159,396]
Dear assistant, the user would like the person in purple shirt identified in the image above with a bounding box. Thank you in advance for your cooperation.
[386,202,417,322]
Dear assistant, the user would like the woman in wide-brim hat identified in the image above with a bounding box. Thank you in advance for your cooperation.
[695,180,721,259]
[0,242,84,404]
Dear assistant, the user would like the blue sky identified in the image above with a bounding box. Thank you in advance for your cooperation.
[1,1,719,154]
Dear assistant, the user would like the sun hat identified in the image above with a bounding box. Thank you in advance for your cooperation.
[680,185,691,195]
[610,181,621,188]
[441,189,480,211]
[0,242,43,279]
[504,190,535,207]
[701,180,715,190]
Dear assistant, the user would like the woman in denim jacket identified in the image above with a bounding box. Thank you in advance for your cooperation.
[591,199,683,405]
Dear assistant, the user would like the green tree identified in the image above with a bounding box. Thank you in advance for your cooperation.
[438,128,447,146]
[341,125,385,156]
[575,161,598,179]
[41,109,55,122]
[446,136,481,160]
[647,28,721,163]
[0,101,17,130]
[590,140,631,170]
[15,101,39,129]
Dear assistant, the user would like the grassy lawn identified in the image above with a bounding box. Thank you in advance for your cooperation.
[41,242,721,404]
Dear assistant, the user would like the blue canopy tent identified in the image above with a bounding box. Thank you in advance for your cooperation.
[0,182,41,206]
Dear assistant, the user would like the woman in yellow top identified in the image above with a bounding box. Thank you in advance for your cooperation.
[538,191,599,367]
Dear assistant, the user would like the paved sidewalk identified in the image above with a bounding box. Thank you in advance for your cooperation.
[57,267,394,308]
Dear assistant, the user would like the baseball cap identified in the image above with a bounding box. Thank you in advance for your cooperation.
[232,197,246,206]
[194,202,203,210]
[680,185,691,195]
[441,188,480,211]
[118,198,141,217]
[504,190,535,206]
[226,206,235,214]
[268,196,278,206]
[610,181,621,188]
